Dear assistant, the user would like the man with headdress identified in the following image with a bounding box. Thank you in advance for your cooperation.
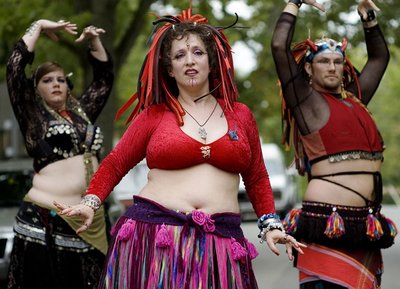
[271,0,397,288]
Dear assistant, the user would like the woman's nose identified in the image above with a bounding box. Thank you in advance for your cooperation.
[185,54,195,67]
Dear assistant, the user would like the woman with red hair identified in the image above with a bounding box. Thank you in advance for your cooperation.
[56,4,305,289]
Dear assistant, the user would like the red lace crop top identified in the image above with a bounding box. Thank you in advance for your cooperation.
[301,93,384,163]
[87,99,275,216]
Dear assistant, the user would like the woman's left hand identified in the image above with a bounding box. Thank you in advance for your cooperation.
[75,25,106,43]
[264,229,307,261]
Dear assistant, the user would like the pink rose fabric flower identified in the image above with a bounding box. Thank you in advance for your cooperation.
[192,210,215,232]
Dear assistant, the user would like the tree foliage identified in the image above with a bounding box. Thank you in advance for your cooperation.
[0,0,399,184]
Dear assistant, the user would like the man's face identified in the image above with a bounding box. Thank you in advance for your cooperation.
[305,53,345,94]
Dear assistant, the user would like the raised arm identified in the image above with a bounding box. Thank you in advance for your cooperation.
[75,25,114,122]
[352,0,389,105]
[6,20,77,136]
[270,1,326,136]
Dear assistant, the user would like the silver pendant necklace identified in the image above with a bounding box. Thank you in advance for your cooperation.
[183,100,218,142]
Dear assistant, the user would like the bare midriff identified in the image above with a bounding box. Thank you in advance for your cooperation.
[27,154,99,209]
[304,158,382,206]
[139,163,240,215]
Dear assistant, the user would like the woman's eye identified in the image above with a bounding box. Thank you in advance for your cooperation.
[57,78,66,83]
[194,50,205,57]
[174,53,185,60]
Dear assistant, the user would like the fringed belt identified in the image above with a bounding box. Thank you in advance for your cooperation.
[283,201,397,249]
[122,195,244,239]
[109,196,259,261]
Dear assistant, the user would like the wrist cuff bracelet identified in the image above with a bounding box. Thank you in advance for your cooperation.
[25,21,39,36]
[288,0,303,8]
[81,194,101,212]
[257,213,285,242]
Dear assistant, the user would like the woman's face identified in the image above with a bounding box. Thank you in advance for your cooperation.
[36,69,68,111]
[169,33,210,94]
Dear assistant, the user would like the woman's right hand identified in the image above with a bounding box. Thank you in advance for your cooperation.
[53,200,95,234]
[36,19,78,41]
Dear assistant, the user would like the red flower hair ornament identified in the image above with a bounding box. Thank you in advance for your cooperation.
[116,3,240,125]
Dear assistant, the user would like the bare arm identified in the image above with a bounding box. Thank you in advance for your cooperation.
[22,19,77,52]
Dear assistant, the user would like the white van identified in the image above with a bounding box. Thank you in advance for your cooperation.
[238,143,298,221]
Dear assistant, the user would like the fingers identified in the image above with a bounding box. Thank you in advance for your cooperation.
[266,238,281,256]
[83,25,105,36]
[302,0,325,12]
[284,237,307,261]
[312,2,325,12]
[76,222,91,234]
[75,25,105,43]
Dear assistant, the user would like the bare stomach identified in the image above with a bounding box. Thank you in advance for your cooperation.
[304,158,382,206]
[27,155,99,209]
[139,163,240,215]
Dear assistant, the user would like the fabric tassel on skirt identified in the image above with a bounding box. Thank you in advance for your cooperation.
[98,196,259,289]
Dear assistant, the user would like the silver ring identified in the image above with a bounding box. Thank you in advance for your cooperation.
[58,20,66,23]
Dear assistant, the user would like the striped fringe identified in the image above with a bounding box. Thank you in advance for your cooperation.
[99,217,258,289]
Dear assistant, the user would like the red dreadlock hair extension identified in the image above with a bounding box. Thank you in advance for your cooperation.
[279,37,361,176]
[115,2,239,125]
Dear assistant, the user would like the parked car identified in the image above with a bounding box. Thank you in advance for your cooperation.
[0,158,32,284]
[238,143,298,221]
[113,159,149,209]
[0,158,123,284]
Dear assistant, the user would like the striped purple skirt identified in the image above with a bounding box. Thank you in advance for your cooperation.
[98,196,259,289]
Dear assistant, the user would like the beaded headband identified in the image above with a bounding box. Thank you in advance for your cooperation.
[305,37,347,62]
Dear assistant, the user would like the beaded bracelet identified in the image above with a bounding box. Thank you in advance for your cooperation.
[25,21,39,36]
[359,9,376,22]
[257,213,285,243]
[288,0,303,8]
[80,194,101,212]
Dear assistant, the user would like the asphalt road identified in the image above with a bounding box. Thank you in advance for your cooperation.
[241,204,400,289]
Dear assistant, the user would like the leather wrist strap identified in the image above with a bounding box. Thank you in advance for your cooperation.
[359,9,376,22]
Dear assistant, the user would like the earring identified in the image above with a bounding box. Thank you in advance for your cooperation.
[308,75,312,85]
[340,81,347,99]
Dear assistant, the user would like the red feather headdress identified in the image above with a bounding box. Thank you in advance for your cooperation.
[116,2,239,125]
